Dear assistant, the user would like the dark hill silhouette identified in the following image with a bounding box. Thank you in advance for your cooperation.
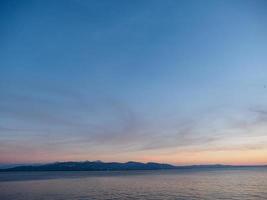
[1,161,176,171]
[1,161,266,171]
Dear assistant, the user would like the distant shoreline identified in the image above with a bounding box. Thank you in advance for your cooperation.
[1,161,266,172]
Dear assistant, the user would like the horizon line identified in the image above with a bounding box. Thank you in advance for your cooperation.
[1,160,267,169]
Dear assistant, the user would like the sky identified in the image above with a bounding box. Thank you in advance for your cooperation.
[1,0,267,165]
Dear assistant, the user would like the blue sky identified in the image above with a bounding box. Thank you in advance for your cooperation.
[1,0,267,164]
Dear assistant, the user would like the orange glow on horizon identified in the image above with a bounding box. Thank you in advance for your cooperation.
[1,148,267,166]
[139,149,267,166]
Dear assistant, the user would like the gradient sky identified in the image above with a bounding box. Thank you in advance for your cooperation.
[1,0,267,165]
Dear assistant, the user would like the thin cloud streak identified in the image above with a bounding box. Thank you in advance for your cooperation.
[1,85,267,164]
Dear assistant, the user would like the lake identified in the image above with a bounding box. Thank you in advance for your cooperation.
[1,168,267,200]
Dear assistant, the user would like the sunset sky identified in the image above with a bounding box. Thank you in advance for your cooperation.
[1,0,267,165]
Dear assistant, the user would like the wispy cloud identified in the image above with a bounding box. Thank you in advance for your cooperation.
[2,85,267,159]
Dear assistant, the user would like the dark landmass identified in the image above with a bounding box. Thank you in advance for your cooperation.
[1,161,266,171]
[0,161,175,171]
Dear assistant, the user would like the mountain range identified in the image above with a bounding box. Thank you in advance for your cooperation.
[1,161,266,171]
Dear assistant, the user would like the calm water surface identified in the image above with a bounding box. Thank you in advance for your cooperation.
[0,168,267,200]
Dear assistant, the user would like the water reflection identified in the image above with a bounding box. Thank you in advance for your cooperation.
[1,168,267,200]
